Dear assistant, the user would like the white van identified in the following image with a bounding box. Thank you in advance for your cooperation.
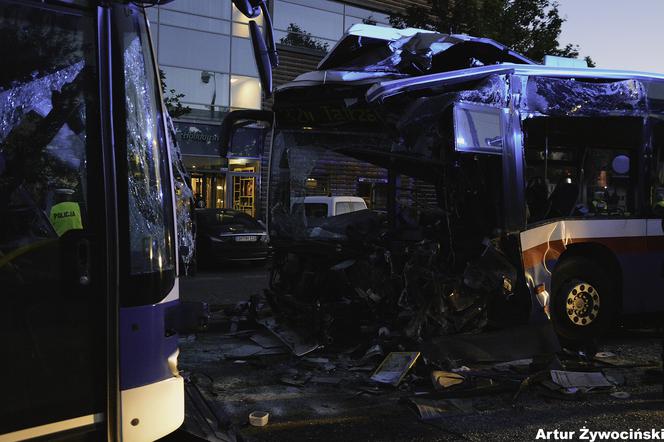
[293,196,368,219]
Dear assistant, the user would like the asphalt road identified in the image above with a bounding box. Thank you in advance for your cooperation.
[173,317,664,442]
[179,264,270,306]
[173,267,664,442]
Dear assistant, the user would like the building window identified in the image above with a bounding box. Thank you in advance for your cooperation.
[160,0,232,21]
[158,25,231,72]
[148,1,262,115]
[232,3,263,37]
[274,0,391,53]
[231,75,261,110]
[161,66,230,110]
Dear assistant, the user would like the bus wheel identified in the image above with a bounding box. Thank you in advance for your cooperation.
[551,257,619,341]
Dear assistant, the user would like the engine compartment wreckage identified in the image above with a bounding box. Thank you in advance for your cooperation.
[224,24,664,349]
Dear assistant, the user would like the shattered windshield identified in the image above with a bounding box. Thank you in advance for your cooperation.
[113,4,176,304]
[120,6,175,279]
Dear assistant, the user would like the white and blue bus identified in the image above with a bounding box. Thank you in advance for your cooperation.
[224,25,664,345]
[0,1,184,440]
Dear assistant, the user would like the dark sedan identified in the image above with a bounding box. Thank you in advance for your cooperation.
[194,209,270,266]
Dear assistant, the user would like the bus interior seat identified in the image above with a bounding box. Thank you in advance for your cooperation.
[545,181,579,219]
[526,176,549,222]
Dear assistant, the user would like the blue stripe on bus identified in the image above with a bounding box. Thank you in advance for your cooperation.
[119,300,179,390]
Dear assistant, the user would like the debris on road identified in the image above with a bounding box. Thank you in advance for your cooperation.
[431,371,465,390]
[407,397,473,420]
[550,370,612,389]
[371,352,421,386]
[174,302,663,440]
[256,316,320,356]
[249,411,270,427]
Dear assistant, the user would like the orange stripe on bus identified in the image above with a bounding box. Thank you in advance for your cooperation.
[522,236,650,270]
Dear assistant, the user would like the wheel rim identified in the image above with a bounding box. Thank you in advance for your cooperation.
[565,282,600,326]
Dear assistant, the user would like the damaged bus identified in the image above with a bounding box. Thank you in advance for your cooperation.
[223,25,664,345]
[0,1,187,440]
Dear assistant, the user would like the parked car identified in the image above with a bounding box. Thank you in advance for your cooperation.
[194,209,270,266]
[292,196,368,220]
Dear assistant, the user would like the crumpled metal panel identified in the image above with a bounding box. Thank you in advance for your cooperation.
[319,30,533,77]
[363,33,465,75]
[457,74,509,107]
[523,76,648,117]
[645,80,664,114]
[0,61,84,143]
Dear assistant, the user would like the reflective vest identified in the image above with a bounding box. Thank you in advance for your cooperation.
[50,201,83,237]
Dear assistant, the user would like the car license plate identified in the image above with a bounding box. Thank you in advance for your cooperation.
[235,235,257,242]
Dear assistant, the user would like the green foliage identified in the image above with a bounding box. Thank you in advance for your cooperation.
[279,23,329,52]
[159,69,191,118]
[389,0,592,64]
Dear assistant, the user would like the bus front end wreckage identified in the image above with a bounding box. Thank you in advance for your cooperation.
[249,24,664,346]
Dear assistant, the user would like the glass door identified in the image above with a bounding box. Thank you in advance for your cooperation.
[228,172,257,217]
[191,173,226,209]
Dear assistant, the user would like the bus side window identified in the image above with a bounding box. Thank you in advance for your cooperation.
[583,149,634,217]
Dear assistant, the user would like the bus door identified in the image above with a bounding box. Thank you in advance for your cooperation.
[220,110,274,218]
[0,1,109,439]
[647,122,664,310]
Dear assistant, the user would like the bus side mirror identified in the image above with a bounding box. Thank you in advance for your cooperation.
[219,110,274,158]
[232,0,261,18]
[233,0,279,96]
[250,21,273,97]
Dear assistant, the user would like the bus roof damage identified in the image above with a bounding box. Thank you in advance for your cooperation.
[260,24,664,349]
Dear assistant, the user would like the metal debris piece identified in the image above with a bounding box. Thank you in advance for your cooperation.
[280,375,309,387]
[249,333,285,349]
[223,345,264,359]
[359,344,384,364]
[595,351,617,358]
[371,352,420,386]
[407,398,474,421]
[310,376,343,385]
[256,317,320,356]
[431,371,465,390]
[550,370,612,389]
[492,359,533,372]
[303,357,330,364]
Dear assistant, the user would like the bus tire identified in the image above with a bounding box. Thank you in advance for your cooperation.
[551,256,619,341]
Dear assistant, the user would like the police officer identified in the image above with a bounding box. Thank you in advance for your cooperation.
[49,188,83,237]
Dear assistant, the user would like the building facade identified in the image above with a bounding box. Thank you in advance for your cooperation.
[147,0,428,219]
